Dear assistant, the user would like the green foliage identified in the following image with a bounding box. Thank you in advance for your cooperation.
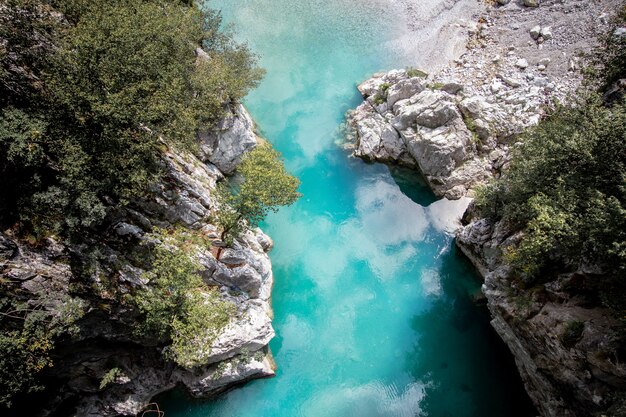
[476,97,626,285]
[0,0,263,237]
[170,288,235,368]
[406,67,428,78]
[430,82,445,90]
[99,367,125,390]
[560,320,585,348]
[0,294,84,408]
[595,5,626,92]
[214,144,301,245]
[372,94,386,105]
[0,0,57,106]
[135,228,235,368]
[462,115,482,145]
[372,82,391,105]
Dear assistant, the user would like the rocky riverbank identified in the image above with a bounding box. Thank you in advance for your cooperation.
[346,0,626,416]
[346,0,621,199]
[0,105,277,416]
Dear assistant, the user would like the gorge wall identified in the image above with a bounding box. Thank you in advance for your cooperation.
[1,104,277,417]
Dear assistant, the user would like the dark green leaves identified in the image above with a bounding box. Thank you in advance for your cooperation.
[477,97,626,283]
[214,144,301,245]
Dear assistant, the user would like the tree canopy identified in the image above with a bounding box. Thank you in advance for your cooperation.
[477,97,626,284]
[0,0,264,237]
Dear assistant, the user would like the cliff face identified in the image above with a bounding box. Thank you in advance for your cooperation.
[456,214,626,417]
[0,105,277,416]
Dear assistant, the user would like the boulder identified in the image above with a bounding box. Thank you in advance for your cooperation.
[386,77,424,107]
[349,102,415,166]
[515,58,529,69]
[392,90,459,130]
[530,25,541,40]
[540,26,553,40]
[197,104,258,174]
[403,118,472,188]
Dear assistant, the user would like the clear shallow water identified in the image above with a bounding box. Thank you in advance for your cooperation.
[160,1,534,416]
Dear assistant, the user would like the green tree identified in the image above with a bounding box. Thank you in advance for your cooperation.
[0,0,264,236]
[476,96,626,285]
[214,144,301,249]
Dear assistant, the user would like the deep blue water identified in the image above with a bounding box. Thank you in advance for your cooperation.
[159,1,534,416]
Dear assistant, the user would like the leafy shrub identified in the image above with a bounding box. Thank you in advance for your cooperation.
[595,5,626,93]
[0,294,84,408]
[99,367,125,390]
[214,144,301,246]
[560,320,585,348]
[477,97,626,283]
[406,67,428,78]
[135,228,236,368]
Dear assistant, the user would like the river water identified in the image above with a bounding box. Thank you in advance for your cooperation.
[160,1,534,416]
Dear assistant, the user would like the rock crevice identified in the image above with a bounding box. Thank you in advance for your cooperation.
[0,105,276,416]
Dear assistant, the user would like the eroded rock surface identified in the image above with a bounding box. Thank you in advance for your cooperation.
[197,104,258,175]
[346,0,621,200]
[0,107,274,416]
[456,215,626,417]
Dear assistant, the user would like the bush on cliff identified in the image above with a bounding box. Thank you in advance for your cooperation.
[476,96,626,289]
[595,5,626,95]
[135,228,236,369]
[214,144,301,247]
[0,0,263,237]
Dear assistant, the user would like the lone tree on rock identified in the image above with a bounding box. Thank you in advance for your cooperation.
[214,144,300,254]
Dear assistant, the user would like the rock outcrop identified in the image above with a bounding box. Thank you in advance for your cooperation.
[0,105,276,416]
[346,69,496,199]
[346,0,621,200]
[345,1,626,416]
[456,214,626,417]
[198,104,258,175]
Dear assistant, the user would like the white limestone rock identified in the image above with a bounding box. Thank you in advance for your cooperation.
[197,104,258,175]
[386,77,424,107]
[392,90,459,131]
[349,102,415,166]
[530,25,541,40]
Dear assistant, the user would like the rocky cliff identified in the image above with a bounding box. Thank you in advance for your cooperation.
[456,209,626,417]
[346,0,621,199]
[345,1,626,416]
[0,105,278,416]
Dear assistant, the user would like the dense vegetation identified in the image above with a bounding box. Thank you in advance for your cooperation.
[476,98,625,281]
[135,228,236,369]
[0,0,296,410]
[475,12,626,312]
[0,0,263,237]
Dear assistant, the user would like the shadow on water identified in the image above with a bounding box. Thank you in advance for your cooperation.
[385,165,536,416]
[406,242,536,417]
[388,165,437,207]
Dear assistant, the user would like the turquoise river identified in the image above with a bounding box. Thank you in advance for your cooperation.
[161,1,535,416]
